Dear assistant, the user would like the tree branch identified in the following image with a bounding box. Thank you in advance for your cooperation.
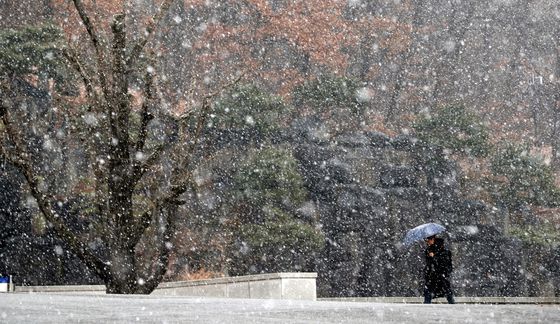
[126,0,176,69]
[128,210,153,249]
[161,72,246,205]
[2,110,109,281]
[72,0,102,53]
[53,45,110,229]
[141,204,177,293]
[71,0,110,100]
[62,46,98,102]
[110,13,130,148]
[130,144,165,185]
[134,66,156,153]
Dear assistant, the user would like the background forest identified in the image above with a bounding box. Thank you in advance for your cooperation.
[1,0,559,297]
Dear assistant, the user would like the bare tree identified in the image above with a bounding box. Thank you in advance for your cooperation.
[0,0,240,294]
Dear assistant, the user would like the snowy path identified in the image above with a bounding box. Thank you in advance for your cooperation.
[0,293,558,323]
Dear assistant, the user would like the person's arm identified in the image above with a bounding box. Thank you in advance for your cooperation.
[424,249,432,274]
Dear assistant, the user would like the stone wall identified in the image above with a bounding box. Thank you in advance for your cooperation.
[290,118,560,298]
[14,273,318,300]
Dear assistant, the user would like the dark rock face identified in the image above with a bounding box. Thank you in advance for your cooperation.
[290,120,559,298]
[379,166,419,188]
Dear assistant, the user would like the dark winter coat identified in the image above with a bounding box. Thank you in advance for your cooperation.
[424,238,453,297]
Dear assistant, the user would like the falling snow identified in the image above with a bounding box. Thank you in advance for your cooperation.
[0,2,559,320]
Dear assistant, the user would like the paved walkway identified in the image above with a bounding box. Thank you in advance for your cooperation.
[0,293,559,323]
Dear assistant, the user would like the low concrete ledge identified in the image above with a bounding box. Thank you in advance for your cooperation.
[15,284,106,294]
[153,272,317,300]
[14,275,558,304]
[319,297,560,304]
[13,272,318,300]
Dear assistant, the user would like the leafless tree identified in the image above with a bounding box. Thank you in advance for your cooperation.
[0,0,241,294]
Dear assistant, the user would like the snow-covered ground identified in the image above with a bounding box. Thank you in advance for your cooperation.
[0,293,558,323]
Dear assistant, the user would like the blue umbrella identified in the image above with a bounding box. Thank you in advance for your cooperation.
[403,223,446,247]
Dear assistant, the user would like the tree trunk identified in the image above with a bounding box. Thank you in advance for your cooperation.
[106,248,138,294]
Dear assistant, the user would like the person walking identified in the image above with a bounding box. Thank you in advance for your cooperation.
[423,235,455,304]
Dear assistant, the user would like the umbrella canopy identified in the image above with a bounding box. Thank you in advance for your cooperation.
[403,222,446,247]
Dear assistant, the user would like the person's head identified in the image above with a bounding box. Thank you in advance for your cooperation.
[425,235,436,246]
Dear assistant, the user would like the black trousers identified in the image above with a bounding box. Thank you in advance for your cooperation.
[423,287,455,304]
